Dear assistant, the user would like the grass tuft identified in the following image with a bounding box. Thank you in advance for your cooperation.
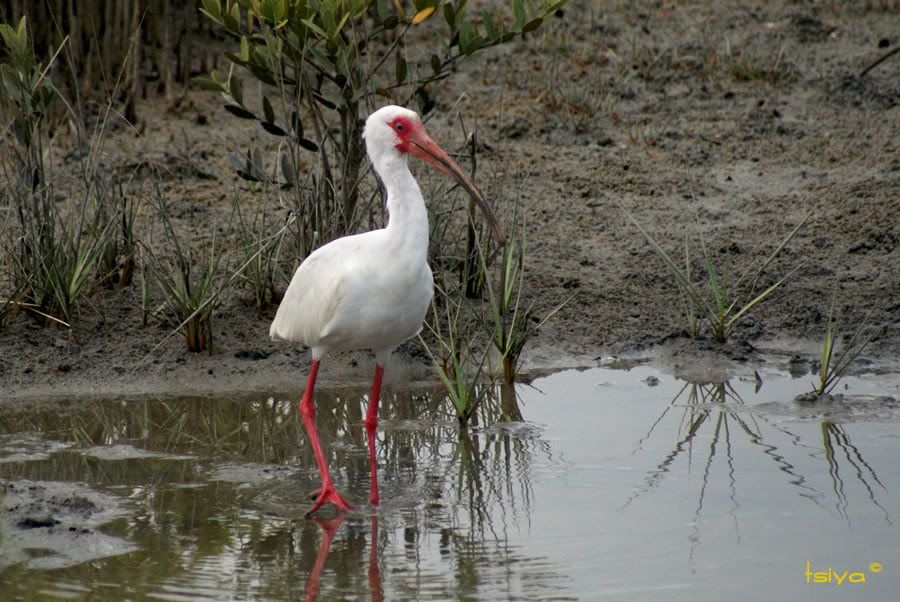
[808,292,878,399]
[481,211,569,383]
[622,200,811,343]
[420,280,490,427]
[141,185,228,353]
[233,195,283,315]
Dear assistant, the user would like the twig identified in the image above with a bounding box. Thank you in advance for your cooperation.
[860,46,900,78]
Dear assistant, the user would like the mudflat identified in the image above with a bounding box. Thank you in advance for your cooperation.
[2,1,898,400]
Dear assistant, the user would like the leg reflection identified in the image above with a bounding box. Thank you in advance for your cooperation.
[304,514,344,602]
[369,513,383,602]
[302,514,383,602]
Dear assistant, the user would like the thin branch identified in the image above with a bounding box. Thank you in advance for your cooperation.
[860,45,900,78]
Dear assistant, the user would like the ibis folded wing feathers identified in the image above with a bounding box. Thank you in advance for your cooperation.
[269,245,348,346]
[269,229,433,354]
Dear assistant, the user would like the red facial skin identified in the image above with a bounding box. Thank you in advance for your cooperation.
[385,114,503,242]
[388,115,418,153]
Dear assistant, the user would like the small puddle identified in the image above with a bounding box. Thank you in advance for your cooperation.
[1,364,899,600]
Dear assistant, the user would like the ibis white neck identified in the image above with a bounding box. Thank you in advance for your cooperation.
[376,155,430,259]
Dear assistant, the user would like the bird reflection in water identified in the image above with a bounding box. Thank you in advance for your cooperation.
[299,382,550,599]
[303,513,382,602]
[0,381,566,598]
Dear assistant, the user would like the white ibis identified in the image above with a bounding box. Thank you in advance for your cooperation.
[270,105,501,514]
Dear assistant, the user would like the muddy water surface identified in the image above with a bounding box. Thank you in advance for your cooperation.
[1,364,900,601]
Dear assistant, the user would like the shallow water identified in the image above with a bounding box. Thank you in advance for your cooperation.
[1,364,900,601]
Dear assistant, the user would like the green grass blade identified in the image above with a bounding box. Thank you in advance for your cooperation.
[742,206,814,292]
[725,261,804,333]
[818,291,837,394]
[621,205,714,318]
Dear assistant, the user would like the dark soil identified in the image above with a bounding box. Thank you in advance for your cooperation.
[2,1,899,401]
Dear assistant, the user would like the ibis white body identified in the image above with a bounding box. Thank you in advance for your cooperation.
[270,105,499,514]
[269,182,433,361]
[269,107,434,363]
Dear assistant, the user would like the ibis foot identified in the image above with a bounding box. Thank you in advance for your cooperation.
[307,485,353,515]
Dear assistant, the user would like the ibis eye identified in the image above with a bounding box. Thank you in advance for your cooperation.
[395,123,404,132]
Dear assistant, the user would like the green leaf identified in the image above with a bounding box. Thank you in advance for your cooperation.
[442,4,455,28]
[481,11,496,40]
[621,206,714,318]
[512,0,526,28]
[334,11,351,37]
[223,11,240,31]
[300,18,328,39]
[298,138,319,152]
[193,76,224,92]
[224,51,247,66]
[229,76,243,104]
[247,63,279,86]
[1,63,20,93]
[395,54,407,84]
[320,5,337,37]
[459,21,477,55]
[0,23,17,53]
[260,0,275,21]
[239,36,250,61]
[224,104,256,119]
[376,0,388,21]
[522,17,543,33]
[262,96,275,123]
[201,0,221,19]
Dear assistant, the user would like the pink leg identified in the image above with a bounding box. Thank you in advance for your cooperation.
[365,364,384,506]
[300,360,352,514]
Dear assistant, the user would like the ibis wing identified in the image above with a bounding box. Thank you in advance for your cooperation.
[269,249,347,346]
